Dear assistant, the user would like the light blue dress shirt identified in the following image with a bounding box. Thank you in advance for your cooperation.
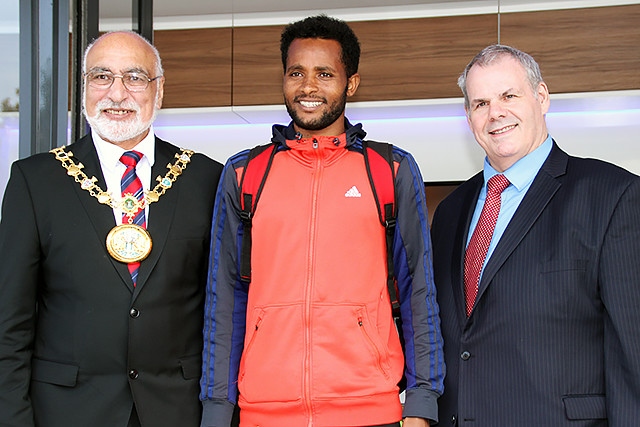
[466,135,553,281]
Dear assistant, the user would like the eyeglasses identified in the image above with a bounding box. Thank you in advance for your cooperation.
[84,70,162,92]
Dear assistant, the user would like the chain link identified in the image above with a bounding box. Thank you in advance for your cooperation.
[50,146,193,210]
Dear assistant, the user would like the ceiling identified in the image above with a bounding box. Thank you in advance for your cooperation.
[98,0,640,25]
[100,0,478,19]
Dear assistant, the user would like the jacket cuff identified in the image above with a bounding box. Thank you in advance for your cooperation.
[200,399,234,427]
[403,388,440,425]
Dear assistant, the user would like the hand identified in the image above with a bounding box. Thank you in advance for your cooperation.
[402,417,430,427]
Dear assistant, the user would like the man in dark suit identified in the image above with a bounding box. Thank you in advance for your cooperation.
[431,44,640,426]
[0,31,223,426]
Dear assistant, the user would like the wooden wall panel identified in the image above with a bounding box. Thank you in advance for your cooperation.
[231,15,497,106]
[154,28,232,108]
[232,25,284,106]
[500,5,640,93]
[154,5,640,108]
[349,15,497,102]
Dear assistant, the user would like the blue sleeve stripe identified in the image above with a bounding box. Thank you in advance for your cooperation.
[200,182,227,399]
[227,226,249,402]
[394,240,417,387]
[394,150,445,394]
[200,158,250,402]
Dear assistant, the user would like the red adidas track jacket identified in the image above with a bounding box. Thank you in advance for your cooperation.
[200,121,444,427]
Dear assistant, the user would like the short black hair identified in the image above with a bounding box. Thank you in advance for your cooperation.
[280,14,361,78]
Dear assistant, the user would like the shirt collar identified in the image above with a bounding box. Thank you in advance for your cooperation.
[92,126,156,169]
[483,134,553,191]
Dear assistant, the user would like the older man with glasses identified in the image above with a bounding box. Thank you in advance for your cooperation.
[0,31,223,427]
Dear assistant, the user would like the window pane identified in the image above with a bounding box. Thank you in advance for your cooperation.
[0,1,19,208]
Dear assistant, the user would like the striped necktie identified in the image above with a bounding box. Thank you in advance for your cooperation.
[463,174,510,316]
[120,150,145,286]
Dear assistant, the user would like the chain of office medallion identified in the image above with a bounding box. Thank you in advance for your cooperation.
[50,146,193,209]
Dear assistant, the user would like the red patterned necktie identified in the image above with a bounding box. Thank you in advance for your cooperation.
[463,174,510,316]
[120,150,145,286]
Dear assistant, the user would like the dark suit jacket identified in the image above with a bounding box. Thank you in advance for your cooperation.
[0,134,223,426]
[431,142,640,426]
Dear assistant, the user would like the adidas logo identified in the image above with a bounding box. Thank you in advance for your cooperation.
[345,186,362,198]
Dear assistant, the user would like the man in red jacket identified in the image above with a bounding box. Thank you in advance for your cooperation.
[200,15,444,427]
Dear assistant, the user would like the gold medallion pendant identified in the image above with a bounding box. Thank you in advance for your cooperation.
[106,223,153,263]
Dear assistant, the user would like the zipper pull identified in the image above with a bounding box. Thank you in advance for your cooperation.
[312,138,318,149]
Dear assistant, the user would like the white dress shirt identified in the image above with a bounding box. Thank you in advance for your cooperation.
[91,128,156,226]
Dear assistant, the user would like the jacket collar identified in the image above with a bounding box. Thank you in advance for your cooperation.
[270,118,367,148]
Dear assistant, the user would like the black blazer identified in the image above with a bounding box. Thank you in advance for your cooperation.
[0,135,223,426]
[431,142,640,426]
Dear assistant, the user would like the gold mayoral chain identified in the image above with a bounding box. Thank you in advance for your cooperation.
[50,146,193,263]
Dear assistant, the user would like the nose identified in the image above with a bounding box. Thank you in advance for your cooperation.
[106,76,129,100]
[300,74,318,93]
[488,101,507,120]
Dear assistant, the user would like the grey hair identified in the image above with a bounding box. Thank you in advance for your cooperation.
[82,30,163,77]
[457,44,544,110]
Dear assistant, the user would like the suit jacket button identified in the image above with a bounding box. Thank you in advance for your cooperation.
[460,351,471,360]
[130,308,140,318]
[451,415,457,424]
[128,369,139,379]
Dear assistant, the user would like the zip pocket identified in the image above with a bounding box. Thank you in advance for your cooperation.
[357,314,391,380]
[238,311,263,382]
[237,305,305,403]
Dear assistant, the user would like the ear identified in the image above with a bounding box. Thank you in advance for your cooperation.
[346,73,360,97]
[155,76,165,109]
[464,105,472,125]
[537,81,550,114]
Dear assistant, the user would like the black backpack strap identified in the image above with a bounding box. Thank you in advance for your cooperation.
[238,143,278,283]
[362,140,399,315]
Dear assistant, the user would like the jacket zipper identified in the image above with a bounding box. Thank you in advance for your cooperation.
[304,138,322,427]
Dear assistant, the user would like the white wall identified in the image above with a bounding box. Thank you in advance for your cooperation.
[153,90,640,182]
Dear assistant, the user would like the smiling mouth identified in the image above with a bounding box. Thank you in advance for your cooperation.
[489,124,517,135]
[103,109,134,116]
[299,100,323,108]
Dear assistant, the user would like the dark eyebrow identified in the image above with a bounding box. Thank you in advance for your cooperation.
[286,64,304,72]
[285,64,336,74]
[311,64,339,76]
[314,66,334,72]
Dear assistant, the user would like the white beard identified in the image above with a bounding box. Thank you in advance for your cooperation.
[83,96,158,144]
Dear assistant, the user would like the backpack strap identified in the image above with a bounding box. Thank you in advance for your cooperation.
[362,140,399,315]
[238,143,278,283]
[363,140,406,391]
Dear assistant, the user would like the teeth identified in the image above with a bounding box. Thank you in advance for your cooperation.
[300,101,322,108]
[104,109,130,115]
[491,124,516,134]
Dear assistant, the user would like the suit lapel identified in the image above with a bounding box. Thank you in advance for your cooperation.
[477,143,568,301]
[133,138,179,294]
[66,135,134,290]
